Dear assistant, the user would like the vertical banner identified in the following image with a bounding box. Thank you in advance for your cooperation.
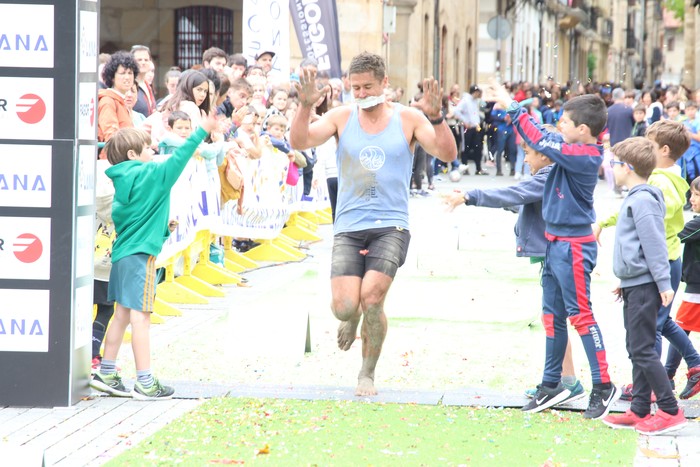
[0,0,98,407]
[290,0,342,78]
[242,0,290,76]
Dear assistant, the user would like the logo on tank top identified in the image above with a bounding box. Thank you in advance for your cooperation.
[359,146,386,171]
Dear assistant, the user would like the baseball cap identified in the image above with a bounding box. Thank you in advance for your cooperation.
[255,51,275,60]
[469,84,480,93]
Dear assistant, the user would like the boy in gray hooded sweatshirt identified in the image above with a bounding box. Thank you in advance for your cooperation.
[603,137,686,435]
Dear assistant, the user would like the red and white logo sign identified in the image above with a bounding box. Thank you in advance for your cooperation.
[0,77,53,140]
[0,217,51,280]
[78,82,97,140]
[12,233,43,263]
[16,93,46,124]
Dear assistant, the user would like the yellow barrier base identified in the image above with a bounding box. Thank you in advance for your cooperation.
[193,261,241,285]
[222,258,246,273]
[298,211,320,224]
[157,281,209,304]
[273,238,307,259]
[154,297,183,317]
[224,249,259,270]
[282,224,323,242]
[176,275,225,297]
[244,240,305,262]
[316,209,333,224]
[123,330,131,344]
[288,212,318,231]
[270,233,297,248]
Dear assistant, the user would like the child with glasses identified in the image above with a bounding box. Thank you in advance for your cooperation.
[602,137,686,435]
[595,120,700,403]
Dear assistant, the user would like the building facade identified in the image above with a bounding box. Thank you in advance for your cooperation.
[100,0,478,100]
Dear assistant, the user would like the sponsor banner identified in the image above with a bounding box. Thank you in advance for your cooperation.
[77,145,96,207]
[73,284,92,350]
[157,157,221,263]
[0,145,51,208]
[290,0,342,78]
[0,4,54,68]
[77,82,97,140]
[0,289,50,352]
[75,215,93,279]
[242,0,289,75]
[79,11,98,74]
[0,217,51,280]
[0,77,54,140]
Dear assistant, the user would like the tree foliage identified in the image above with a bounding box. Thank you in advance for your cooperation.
[665,0,685,21]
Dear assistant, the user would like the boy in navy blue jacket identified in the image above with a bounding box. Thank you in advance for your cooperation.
[445,136,586,404]
[488,82,619,419]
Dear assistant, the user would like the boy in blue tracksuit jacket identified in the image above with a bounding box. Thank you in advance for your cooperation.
[446,143,586,402]
[489,83,618,419]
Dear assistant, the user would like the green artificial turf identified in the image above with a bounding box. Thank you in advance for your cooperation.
[108,398,637,466]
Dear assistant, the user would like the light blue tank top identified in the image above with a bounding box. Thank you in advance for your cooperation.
[334,104,413,234]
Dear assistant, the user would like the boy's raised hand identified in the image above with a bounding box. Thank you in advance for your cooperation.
[484,77,514,109]
[201,109,219,134]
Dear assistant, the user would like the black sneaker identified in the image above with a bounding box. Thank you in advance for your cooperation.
[90,372,131,397]
[522,383,571,413]
[584,385,620,419]
[131,377,175,400]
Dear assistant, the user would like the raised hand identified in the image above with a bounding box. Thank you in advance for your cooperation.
[232,106,249,126]
[414,77,442,119]
[294,67,328,108]
[484,77,514,109]
[201,108,219,134]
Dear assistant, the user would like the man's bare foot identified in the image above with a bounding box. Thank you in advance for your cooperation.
[355,376,377,396]
[337,319,360,351]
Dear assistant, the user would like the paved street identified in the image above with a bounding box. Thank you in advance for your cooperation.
[2,168,699,465]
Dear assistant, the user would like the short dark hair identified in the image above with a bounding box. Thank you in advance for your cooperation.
[244,65,263,77]
[348,51,386,82]
[130,45,151,58]
[200,68,221,95]
[611,137,657,179]
[691,175,700,192]
[685,101,698,110]
[228,53,248,67]
[646,120,691,160]
[633,104,646,113]
[168,110,191,128]
[102,51,139,88]
[665,101,680,111]
[230,77,253,94]
[202,47,227,64]
[562,94,607,136]
[299,57,319,69]
[164,67,182,84]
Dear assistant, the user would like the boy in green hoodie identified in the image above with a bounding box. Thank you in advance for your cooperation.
[595,119,700,400]
[90,112,217,400]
